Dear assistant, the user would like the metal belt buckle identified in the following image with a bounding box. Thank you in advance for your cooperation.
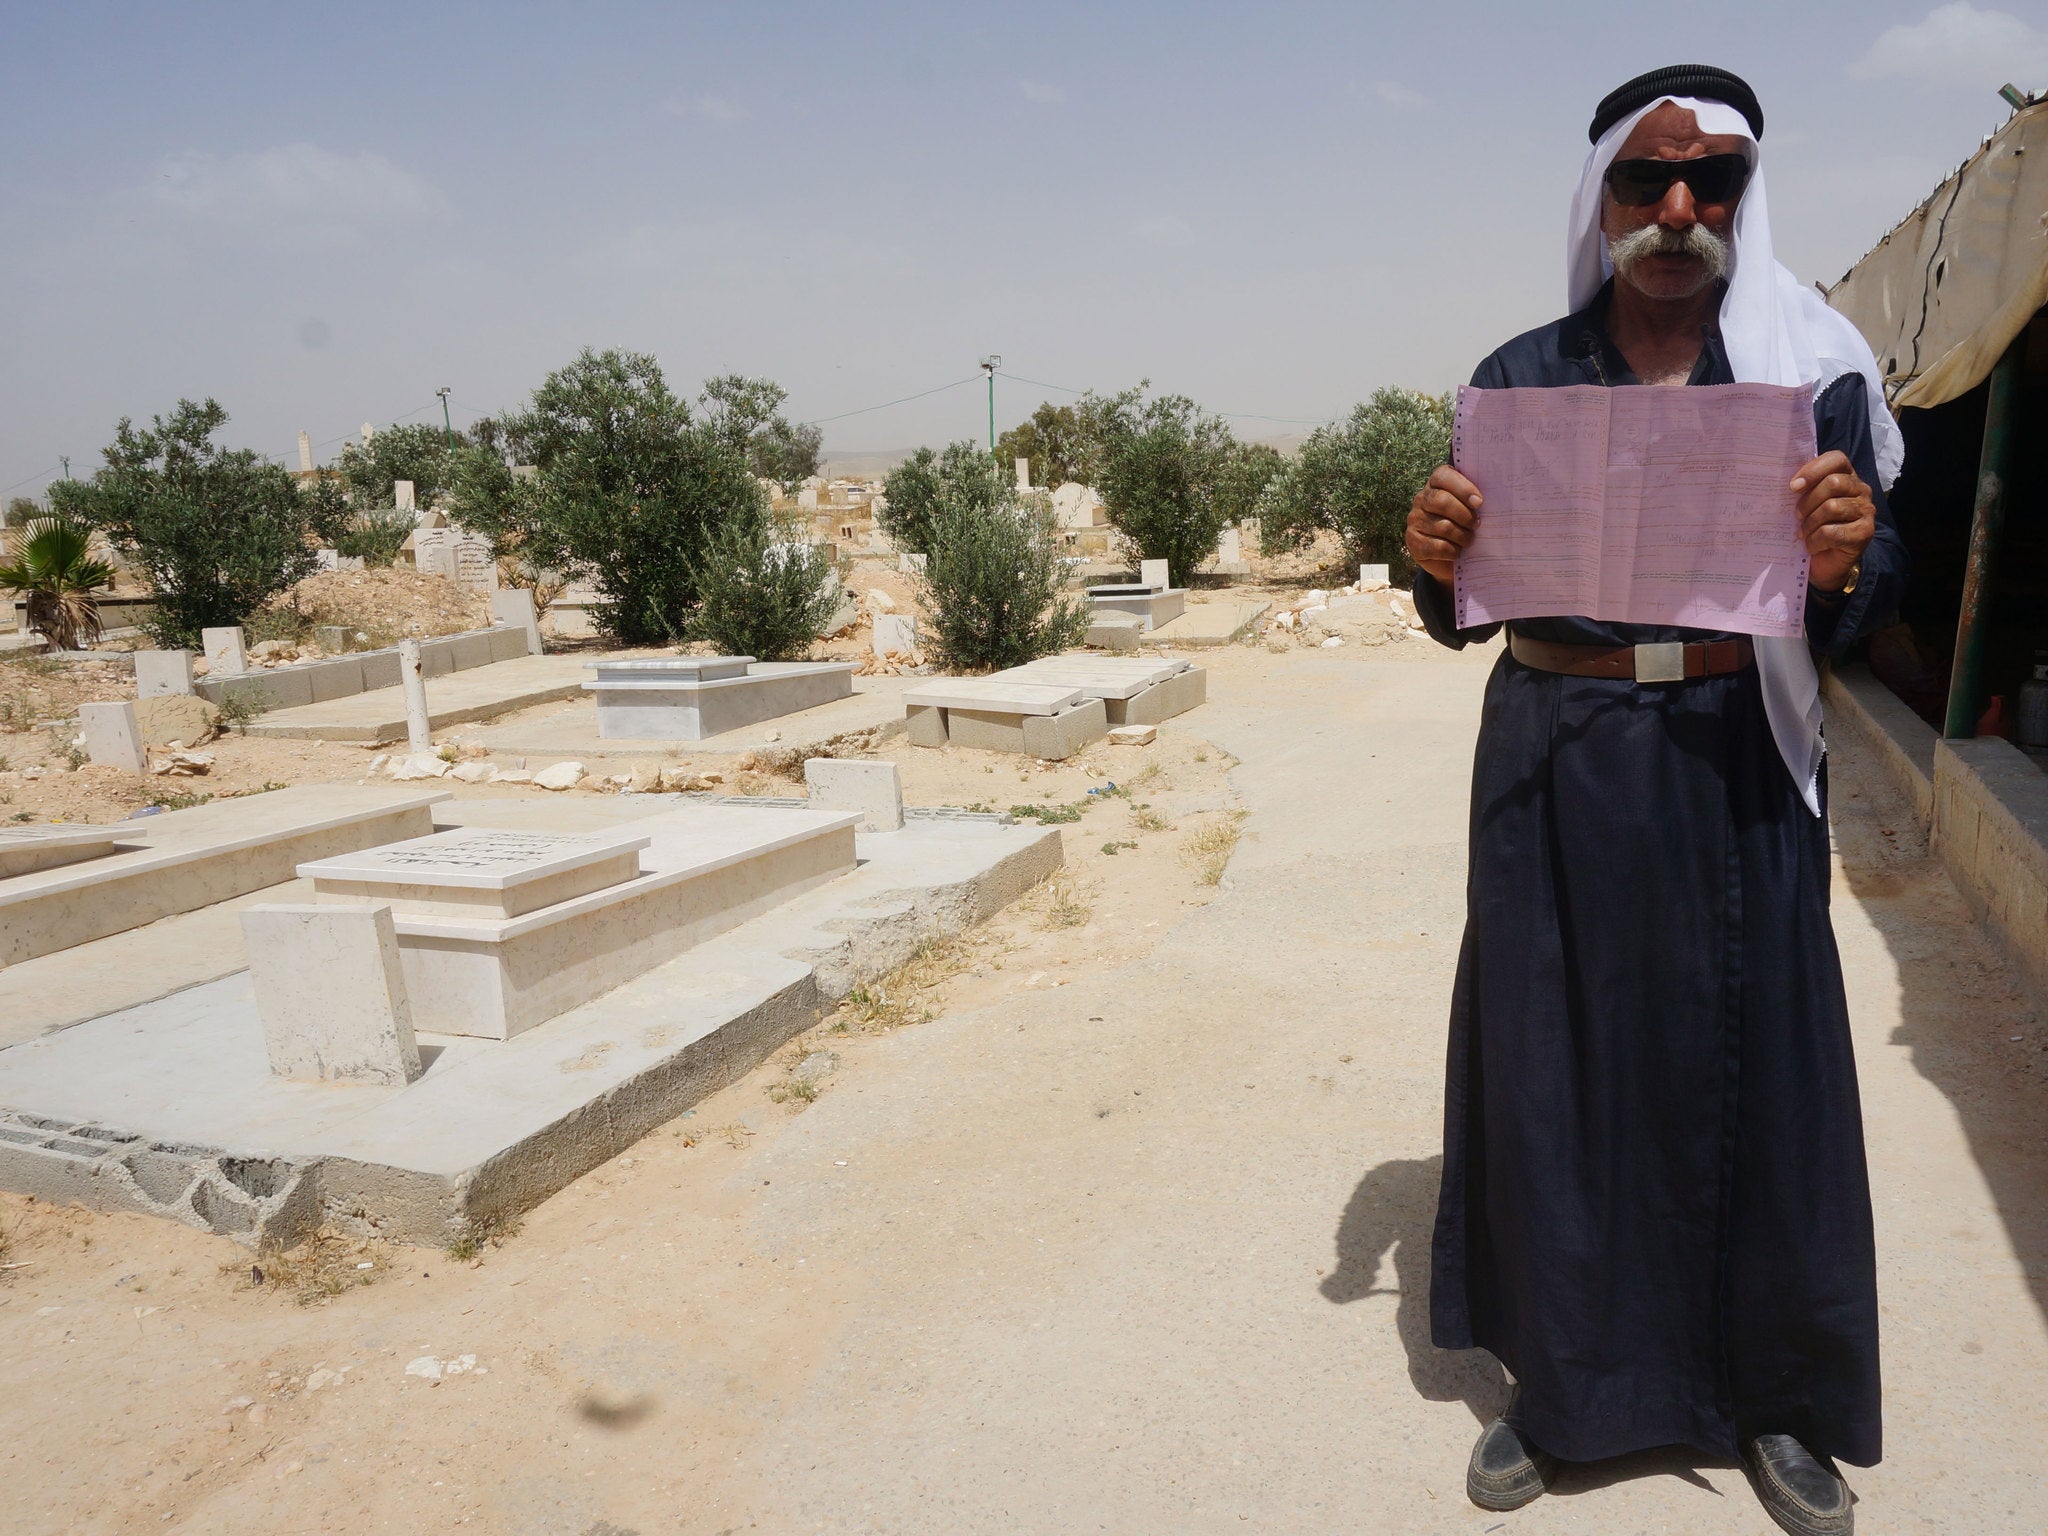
[1634,641,1686,683]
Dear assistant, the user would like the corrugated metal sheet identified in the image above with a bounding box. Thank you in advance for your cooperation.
[1827,100,2048,410]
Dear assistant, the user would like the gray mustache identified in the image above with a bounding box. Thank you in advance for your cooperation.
[1609,221,1730,279]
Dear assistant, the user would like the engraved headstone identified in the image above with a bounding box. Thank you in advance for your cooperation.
[1140,558,1171,590]
[314,548,341,572]
[393,479,417,512]
[453,530,498,593]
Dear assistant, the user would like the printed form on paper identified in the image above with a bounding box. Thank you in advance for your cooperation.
[1450,382,1816,639]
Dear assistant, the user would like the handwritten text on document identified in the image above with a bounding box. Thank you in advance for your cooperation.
[1450,382,1816,639]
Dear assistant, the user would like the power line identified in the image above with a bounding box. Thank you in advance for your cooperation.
[799,374,984,427]
[1,463,67,497]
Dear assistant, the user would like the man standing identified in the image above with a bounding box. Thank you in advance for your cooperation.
[1403,66,1906,1536]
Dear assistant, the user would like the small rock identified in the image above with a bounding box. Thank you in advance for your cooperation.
[246,1404,268,1426]
[389,754,451,781]
[763,729,780,743]
[866,589,896,612]
[493,769,534,784]
[1107,724,1156,746]
[404,1356,443,1381]
[1320,635,1344,648]
[442,1354,478,1377]
[533,761,586,791]
[248,640,292,660]
[305,1368,339,1391]
[448,761,493,783]
[367,754,390,776]
[222,1395,255,1413]
[791,1050,840,1085]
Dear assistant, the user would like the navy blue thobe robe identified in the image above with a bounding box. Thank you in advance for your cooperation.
[1418,284,1906,1469]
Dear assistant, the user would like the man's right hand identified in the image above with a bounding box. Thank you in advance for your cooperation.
[1405,466,1483,587]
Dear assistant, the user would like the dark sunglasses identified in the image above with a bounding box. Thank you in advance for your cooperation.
[1603,153,1751,207]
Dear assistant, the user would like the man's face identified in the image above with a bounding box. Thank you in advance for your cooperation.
[1601,102,1750,301]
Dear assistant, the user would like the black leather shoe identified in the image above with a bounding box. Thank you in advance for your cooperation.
[1742,1434,1854,1536]
[1466,1389,1558,1511]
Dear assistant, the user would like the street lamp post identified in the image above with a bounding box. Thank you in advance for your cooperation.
[436,387,453,452]
[980,356,1002,455]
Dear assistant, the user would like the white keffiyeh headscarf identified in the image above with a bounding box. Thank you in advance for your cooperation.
[1566,95,1904,815]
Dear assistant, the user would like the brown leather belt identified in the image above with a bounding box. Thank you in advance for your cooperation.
[1509,630,1754,683]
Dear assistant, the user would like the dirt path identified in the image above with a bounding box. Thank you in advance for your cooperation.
[1,640,2043,1535]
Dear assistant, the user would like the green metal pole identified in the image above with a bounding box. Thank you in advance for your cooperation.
[1943,334,2028,738]
[987,373,996,455]
[439,390,454,453]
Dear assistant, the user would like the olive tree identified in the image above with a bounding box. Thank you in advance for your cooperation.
[915,487,1089,671]
[1260,388,1452,577]
[50,399,345,646]
[878,441,1008,556]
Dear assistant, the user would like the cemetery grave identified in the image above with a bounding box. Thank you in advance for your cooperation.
[1086,558,1188,633]
[0,775,1063,1247]
[584,655,857,741]
[901,654,1208,758]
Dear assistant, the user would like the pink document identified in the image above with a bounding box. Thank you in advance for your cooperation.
[1450,382,1816,639]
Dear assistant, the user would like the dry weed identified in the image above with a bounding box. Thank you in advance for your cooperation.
[827,931,985,1034]
[225,1226,394,1306]
[1132,804,1173,834]
[1027,870,1095,929]
[446,1211,523,1262]
[716,1123,757,1148]
[1181,810,1249,886]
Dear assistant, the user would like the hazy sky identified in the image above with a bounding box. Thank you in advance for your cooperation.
[4,1,2042,495]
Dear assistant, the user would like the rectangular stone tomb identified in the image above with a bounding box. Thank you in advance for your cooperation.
[1086,584,1188,632]
[296,810,860,1039]
[0,785,451,968]
[901,680,1109,761]
[585,657,856,741]
[988,656,1207,726]
[0,824,143,881]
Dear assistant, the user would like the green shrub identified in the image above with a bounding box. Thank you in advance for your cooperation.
[335,506,416,567]
[686,508,838,660]
[915,489,1088,671]
[1091,390,1266,587]
[879,442,1008,556]
[50,400,328,647]
[480,349,763,645]
[1260,388,1451,577]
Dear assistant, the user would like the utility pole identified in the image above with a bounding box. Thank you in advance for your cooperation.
[980,356,1002,455]
[59,456,70,480]
[436,387,453,452]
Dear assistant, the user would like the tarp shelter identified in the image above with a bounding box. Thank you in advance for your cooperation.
[1826,95,2048,745]
[1829,99,2048,411]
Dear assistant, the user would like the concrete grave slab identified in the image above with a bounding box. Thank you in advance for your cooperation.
[0,806,1062,1246]
[586,658,857,741]
[1087,586,1188,631]
[306,806,857,1040]
[0,824,141,881]
[0,784,449,967]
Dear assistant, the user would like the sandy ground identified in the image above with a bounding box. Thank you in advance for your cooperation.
[2,620,2044,1535]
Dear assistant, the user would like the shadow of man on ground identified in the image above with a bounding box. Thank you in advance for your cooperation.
[1320,1153,1506,1427]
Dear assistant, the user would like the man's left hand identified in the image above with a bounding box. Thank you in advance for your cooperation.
[1790,451,1875,593]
